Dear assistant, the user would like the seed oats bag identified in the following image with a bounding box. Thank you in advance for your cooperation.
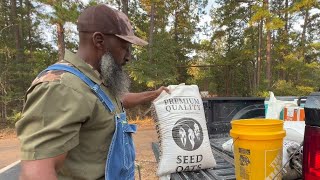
[152,84,216,176]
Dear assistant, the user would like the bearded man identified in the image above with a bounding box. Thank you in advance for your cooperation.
[15,4,167,180]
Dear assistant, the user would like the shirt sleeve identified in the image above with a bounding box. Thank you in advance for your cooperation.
[16,82,91,160]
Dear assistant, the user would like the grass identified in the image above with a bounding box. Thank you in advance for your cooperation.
[129,116,155,127]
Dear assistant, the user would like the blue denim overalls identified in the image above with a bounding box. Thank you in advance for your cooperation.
[43,64,137,180]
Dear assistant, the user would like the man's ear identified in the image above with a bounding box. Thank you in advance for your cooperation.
[92,32,105,50]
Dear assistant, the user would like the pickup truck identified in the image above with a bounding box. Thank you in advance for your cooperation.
[152,96,302,180]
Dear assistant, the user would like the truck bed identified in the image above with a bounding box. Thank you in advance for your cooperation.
[152,135,236,180]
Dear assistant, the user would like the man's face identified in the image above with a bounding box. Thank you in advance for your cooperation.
[103,35,131,67]
[100,52,131,98]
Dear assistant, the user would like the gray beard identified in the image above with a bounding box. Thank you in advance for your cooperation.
[100,53,130,98]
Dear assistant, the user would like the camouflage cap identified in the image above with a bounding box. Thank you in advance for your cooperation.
[77,4,148,46]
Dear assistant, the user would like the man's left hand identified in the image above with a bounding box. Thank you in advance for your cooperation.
[153,86,170,99]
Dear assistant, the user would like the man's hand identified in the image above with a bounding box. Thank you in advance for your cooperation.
[121,86,170,109]
[154,86,170,99]
[20,153,66,180]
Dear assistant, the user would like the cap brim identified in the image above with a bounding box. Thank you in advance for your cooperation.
[115,34,148,46]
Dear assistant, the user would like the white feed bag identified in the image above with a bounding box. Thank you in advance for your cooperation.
[152,84,216,176]
[283,121,305,144]
[222,138,234,153]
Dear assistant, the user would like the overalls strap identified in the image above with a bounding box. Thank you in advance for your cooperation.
[42,64,115,112]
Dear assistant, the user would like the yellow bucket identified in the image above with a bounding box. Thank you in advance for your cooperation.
[230,119,286,180]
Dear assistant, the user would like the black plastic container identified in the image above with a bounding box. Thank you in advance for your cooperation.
[304,92,320,126]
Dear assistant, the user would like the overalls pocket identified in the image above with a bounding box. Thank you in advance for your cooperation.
[123,123,137,170]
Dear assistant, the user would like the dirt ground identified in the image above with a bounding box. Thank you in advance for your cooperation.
[0,127,19,169]
[133,125,159,180]
[0,123,159,179]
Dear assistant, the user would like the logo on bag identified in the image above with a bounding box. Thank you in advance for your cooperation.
[172,118,203,151]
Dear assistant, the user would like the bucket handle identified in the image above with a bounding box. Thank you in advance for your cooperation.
[230,137,239,153]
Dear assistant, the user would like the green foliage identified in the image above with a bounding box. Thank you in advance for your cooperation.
[296,86,315,96]
[272,80,315,96]
[255,90,270,98]
[7,110,22,124]
[250,6,270,24]
[127,32,178,88]
[266,17,285,30]
[0,0,59,122]
[127,0,208,87]
[272,80,296,95]
[290,0,318,12]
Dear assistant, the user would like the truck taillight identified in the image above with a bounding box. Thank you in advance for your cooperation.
[303,125,320,179]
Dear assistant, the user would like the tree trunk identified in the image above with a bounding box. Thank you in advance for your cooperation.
[284,0,289,37]
[251,60,256,93]
[225,66,230,96]
[2,55,8,122]
[280,0,289,80]
[0,79,6,122]
[121,0,128,15]
[174,9,178,42]
[266,26,272,88]
[231,67,234,95]
[257,20,263,89]
[0,88,3,122]
[1,100,6,122]
[10,0,22,61]
[148,1,155,62]
[174,9,183,82]
[248,2,255,93]
[3,100,7,121]
[57,22,65,61]
[0,104,2,122]
[301,8,309,63]
[19,0,23,51]
[264,0,272,88]
[26,0,33,54]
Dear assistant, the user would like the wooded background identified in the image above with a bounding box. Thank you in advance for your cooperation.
[0,0,319,122]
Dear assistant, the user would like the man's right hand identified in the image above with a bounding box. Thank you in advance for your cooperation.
[20,153,66,180]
